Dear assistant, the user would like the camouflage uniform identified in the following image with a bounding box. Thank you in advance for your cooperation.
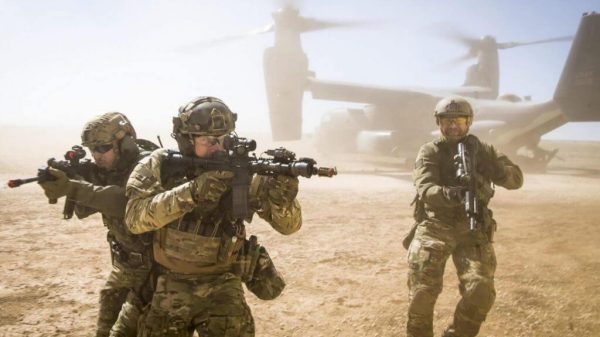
[40,112,154,337]
[407,135,523,337]
[73,154,154,337]
[122,96,301,337]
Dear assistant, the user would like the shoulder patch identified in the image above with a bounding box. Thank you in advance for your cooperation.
[415,144,432,169]
[415,157,424,170]
[126,149,168,197]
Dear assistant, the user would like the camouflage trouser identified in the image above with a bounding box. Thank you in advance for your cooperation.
[96,261,151,337]
[109,290,146,337]
[406,219,496,337]
[109,244,284,337]
[135,272,255,337]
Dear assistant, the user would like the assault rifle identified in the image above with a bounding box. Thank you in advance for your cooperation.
[7,145,95,219]
[454,137,480,231]
[161,134,337,219]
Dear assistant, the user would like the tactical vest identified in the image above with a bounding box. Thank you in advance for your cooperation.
[153,175,246,275]
[85,149,154,268]
[426,139,495,222]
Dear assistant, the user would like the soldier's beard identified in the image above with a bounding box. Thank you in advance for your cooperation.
[441,126,469,143]
[96,158,116,170]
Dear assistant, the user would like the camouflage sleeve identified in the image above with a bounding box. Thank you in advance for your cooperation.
[248,175,302,235]
[413,143,458,208]
[66,180,127,218]
[257,199,302,235]
[125,149,196,234]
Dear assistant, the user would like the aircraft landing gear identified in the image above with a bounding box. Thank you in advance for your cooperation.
[516,144,560,171]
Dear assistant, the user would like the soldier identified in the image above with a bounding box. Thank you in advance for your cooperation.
[38,113,155,337]
[406,97,523,337]
[123,96,301,336]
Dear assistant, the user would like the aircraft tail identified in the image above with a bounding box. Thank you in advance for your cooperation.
[554,12,600,121]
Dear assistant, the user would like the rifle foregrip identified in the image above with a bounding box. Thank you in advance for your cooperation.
[232,185,249,219]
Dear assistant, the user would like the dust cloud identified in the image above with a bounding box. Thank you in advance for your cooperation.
[1,126,599,337]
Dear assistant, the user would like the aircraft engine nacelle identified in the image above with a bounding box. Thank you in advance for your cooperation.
[315,108,367,153]
[356,130,401,154]
[497,93,523,102]
[264,45,309,141]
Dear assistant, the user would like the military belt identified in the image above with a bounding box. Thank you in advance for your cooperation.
[425,209,467,222]
[158,266,234,281]
[110,240,151,268]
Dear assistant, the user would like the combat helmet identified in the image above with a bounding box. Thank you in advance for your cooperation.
[172,96,237,155]
[81,112,137,148]
[81,112,139,169]
[433,96,474,118]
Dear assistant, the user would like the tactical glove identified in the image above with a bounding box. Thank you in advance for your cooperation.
[39,168,71,200]
[442,186,465,204]
[190,171,234,212]
[265,175,299,206]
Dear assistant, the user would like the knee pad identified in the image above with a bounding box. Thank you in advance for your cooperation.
[461,280,496,321]
[408,287,438,316]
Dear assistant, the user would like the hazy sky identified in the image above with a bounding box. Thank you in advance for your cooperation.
[1,0,598,140]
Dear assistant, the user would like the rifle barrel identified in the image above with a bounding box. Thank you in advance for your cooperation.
[316,166,337,177]
[7,177,39,188]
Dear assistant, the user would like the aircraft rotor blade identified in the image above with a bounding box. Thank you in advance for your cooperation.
[497,35,573,49]
[430,25,481,48]
[299,17,377,33]
[177,23,274,52]
[435,51,476,69]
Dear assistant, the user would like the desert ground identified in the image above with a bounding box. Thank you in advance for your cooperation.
[1,127,599,337]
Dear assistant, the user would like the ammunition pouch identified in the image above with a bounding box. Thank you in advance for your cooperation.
[412,194,427,223]
[482,208,497,243]
[153,218,245,275]
[218,220,246,265]
[161,229,221,265]
[233,235,261,282]
[403,194,426,250]
[234,235,286,300]
[109,239,152,270]
[475,173,495,203]
[402,222,419,250]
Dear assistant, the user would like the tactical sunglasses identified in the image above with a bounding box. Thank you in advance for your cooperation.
[439,117,469,126]
[91,144,114,154]
[193,134,227,146]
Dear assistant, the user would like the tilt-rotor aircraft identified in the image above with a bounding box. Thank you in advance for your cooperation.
[263,7,600,168]
[189,7,600,168]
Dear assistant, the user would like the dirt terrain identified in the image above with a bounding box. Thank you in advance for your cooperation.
[1,128,599,337]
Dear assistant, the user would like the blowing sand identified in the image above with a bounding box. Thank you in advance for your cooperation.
[1,128,599,337]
